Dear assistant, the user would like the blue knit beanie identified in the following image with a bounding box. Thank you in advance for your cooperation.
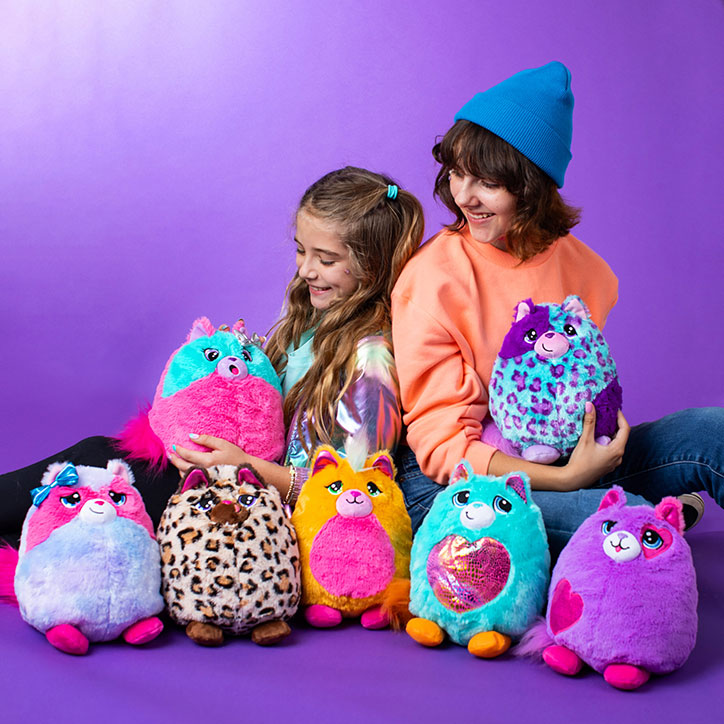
[454,61,574,188]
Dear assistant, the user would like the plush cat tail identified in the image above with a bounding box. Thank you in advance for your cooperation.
[0,543,19,606]
[513,617,551,660]
[114,404,168,471]
[381,578,413,631]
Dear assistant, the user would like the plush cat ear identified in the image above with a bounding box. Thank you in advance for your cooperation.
[598,485,625,511]
[181,467,211,493]
[41,461,74,487]
[186,317,216,343]
[563,295,590,320]
[514,299,535,322]
[106,459,135,485]
[232,319,247,334]
[450,459,473,485]
[656,497,685,535]
[311,446,342,476]
[505,473,529,504]
[367,452,395,480]
[237,465,265,489]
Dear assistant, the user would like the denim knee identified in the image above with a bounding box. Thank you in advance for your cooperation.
[395,446,444,533]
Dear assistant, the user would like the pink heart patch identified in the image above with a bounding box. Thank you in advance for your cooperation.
[426,535,511,613]
[549,578,583,635]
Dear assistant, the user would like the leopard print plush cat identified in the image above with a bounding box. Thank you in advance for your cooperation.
[157,464,300,646]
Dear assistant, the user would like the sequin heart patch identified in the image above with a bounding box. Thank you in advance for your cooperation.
[426,535,511,613]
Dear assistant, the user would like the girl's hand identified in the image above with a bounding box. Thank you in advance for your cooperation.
[169,434,248,473]
[559,403,629,491]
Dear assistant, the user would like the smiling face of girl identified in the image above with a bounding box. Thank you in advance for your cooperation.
[448,169,517,250]
[295,211,359,310]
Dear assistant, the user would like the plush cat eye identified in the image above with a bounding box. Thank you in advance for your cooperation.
[203,348,220,362]
[367,482,381,496]
[493,495,512,514]
[326,481,343,495]
[642,529,664,549]
[238,493,259,507]
[60,492,82,508]
[601,520,616,534]
[452,490,470,507]
[108,491,127,505]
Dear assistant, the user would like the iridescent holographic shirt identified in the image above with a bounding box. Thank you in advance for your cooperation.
[281,334,402,471]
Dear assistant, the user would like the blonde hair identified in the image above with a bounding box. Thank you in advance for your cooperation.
[266,166,424,452]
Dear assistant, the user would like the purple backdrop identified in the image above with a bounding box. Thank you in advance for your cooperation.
[1,0,723,473]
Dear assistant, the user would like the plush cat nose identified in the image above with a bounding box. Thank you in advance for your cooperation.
[349,490,362,499]
[210,500,248,525]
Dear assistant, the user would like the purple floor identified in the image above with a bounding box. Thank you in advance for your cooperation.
[1,496,721,724]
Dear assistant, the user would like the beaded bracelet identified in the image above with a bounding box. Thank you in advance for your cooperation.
[285,466,301,507]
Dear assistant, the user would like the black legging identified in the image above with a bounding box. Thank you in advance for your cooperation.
[0,436,180,545]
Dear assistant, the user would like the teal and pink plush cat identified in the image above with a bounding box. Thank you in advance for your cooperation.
[117,317,285,469]
[406,462,549,658]
[488,295,622,463]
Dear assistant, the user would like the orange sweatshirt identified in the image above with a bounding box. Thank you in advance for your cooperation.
[391,227,618,484]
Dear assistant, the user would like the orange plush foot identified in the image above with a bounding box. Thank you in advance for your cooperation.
[406,617,444,647]
[467,630,511,658]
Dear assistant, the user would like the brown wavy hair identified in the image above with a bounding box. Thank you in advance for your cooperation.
[265,166,424,452]
[433,120,580,262]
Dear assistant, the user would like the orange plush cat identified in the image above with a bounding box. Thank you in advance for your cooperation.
[291,445,412,629]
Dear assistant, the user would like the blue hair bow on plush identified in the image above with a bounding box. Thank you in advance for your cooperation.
[30,463,80,507]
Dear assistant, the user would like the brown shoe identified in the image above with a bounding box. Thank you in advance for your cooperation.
[678,493,705,531]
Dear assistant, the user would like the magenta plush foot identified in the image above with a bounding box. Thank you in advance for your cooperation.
[603,663,650,690]
[522,444,561,464]
[305,605,343,628]
[123,616,164,645]
[542,645,583,676]
[46,624,90,655]
[360,606,390,630]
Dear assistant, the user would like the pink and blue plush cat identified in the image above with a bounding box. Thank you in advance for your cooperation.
[488,295,622,463]
[117,317,285,469]
[518,487,698,690]
[0,460,164,655]
[406,462,549,658]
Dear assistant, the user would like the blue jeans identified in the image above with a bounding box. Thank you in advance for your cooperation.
[395,407,724,557]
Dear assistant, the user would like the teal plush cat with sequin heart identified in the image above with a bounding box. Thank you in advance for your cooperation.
[406,462,549,658]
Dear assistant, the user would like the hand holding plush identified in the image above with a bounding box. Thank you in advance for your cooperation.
[407,462,549,658]
[488,295,622,463]
[0,461,164,655]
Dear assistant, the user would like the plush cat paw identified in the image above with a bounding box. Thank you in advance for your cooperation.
[46,624,89,655]
[123,616,164,645]
[251,620,291,645]
[406,617,444,647]
[305,605,343,628]
[603,663,650,690]
[542,644,583,675]
[522,445,561,464]
[595,435,612,446]
[360,606,390,630]
[467,630,511,658]
[186,621,224,646]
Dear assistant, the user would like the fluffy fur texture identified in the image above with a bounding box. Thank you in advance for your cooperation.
[4,460,163,653]
[117,317,285,469]
[409,462,549,646]
[520,486,698,689]
[157,464,300,645]
[291,445,412,623]
[489,295,622,462]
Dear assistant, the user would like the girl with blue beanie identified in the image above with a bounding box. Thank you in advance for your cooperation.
[392,61,722,554]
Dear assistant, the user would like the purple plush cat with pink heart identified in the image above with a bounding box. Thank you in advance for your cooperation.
[518,486,698,690]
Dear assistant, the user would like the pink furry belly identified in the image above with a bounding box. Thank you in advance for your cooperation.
[149,374,285,461]
[309,515,395,599]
